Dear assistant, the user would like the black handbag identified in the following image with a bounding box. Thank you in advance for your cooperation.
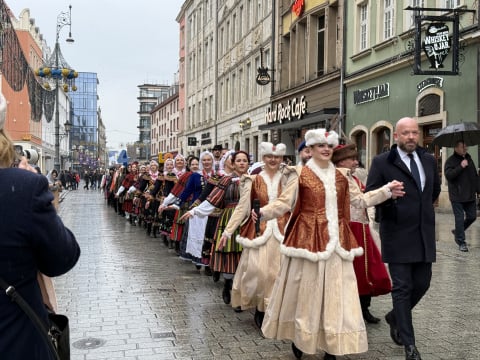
[0,276,70,360]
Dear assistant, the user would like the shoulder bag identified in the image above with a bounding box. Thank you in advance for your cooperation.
[0,276,70,360]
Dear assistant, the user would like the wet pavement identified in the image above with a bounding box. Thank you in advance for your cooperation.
[55,189,480,360]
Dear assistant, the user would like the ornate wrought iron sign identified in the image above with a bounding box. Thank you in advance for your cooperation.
[406,6,475,76]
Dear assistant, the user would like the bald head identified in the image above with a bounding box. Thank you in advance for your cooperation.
[395,117,418,132]
[394,117,419,153]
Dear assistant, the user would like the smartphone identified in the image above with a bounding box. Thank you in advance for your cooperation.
[12,145,23,167]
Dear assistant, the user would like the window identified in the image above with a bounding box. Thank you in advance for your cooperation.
[376,128,391,154]
[226,21,230,52]
[405,0,424,30]
[238,68,244,105]
[232,14,237,43]
[317,15,325,76]
[246,63,251,100]
[383,0,394,40]
[220,28,224,56]
[359,3,368,51]
[354,131,367,166]
[445,0,460,8]
[246,0,251,30]
[254,56,260,96]
[231,73,236,108]
[239,6,244,39]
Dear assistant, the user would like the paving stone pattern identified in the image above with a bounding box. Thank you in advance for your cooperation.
[55,190,480,359]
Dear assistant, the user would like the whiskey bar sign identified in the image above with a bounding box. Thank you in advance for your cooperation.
[423,23,450,69]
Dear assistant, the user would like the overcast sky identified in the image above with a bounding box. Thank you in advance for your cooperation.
[9,0,184,150]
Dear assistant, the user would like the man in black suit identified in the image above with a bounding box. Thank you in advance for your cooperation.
[366,117,441,360]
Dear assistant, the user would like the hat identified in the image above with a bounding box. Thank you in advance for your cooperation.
[297,140,306,152]
[150,160,159,167]
[259,142,287,158]
[332,144,358,164]
[212,144,223,151]
[305,129,339,148]
[0,93,6,130]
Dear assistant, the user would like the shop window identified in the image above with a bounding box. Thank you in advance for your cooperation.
[375,127,391,154]
[354,131,367,166]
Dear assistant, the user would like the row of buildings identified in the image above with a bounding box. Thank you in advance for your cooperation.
[1,2,106,174]
[144,0,479,207]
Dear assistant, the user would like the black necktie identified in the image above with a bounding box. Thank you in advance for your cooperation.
[408,153,421,190]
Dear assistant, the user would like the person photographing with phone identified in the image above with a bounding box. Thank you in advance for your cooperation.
[0,93,81,359]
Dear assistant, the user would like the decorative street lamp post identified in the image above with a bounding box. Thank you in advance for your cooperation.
[35,5,78,171]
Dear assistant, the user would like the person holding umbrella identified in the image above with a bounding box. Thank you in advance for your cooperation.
[444,140,479,252]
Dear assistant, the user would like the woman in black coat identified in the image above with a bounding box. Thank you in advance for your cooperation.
[0,94,81,360]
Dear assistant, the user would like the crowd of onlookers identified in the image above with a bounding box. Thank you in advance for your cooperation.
[44,169,104,191]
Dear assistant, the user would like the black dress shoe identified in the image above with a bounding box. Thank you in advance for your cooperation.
[212,271,220,282]
[254,309,265,328]
[204,266,212,276]
[363,309,381,324]
[324,353,336,360]
[291,343,303,359]
[233,306,243,313]
[459,243,469,252]
[405,345,421,360]
[385,312,403,346]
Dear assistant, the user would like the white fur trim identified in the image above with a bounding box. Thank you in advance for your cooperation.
[305,129,339,147]
[236,171,285,248]
[259,142,287,157]
[285,160,364,262]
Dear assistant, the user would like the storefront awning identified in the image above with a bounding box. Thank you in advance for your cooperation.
[258,108,339,131]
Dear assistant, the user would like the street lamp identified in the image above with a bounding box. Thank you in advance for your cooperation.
[35,5,78,171]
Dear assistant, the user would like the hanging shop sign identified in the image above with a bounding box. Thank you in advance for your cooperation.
[201,132,211,145]
[417,77,444,93]
[408,6,475,76]
[353,83,390,105]
[256,47,271,86]
[264,96,307,124]
[292,0,305,17]
[423,23,450,69]
[256,68,271,86]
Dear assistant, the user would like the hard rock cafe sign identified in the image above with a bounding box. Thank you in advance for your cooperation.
[422,23,450,69]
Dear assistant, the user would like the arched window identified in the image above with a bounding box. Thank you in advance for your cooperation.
[353,131,367,167]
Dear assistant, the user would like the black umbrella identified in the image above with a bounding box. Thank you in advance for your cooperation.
[432,122,480,147]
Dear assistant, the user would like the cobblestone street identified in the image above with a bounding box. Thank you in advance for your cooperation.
[55,189,480,360]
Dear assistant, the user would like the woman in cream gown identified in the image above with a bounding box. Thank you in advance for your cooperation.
[218,142,290,327]
[257,129,402,360]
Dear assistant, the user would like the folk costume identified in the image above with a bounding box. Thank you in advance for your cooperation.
[332,144,392,323]
[161,170,193,249]
[193,150,235,268]
[189,173,243,274]
[150,160,178,244]
[188,150,246,303]
[116,164,139,218]
[222,143,289,319]
[179,152,215,264]
[260,129,368,358]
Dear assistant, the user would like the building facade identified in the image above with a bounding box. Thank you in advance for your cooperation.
[69,72,100,173]
[137,83,170,161]
[150,84,180,163]
[259,0,344,162]
[343,0,479,207]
